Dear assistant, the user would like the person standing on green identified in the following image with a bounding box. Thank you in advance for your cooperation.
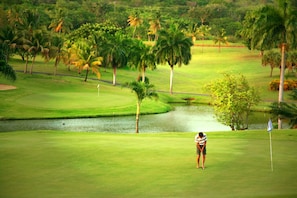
[194,132,207,169]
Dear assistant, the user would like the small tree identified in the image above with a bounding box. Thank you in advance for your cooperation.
[207,73,260,130]
[125,81,158,133]
[262,50,281,77]
[213,28,228,53]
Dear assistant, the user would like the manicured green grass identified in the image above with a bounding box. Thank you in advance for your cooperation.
[0,130,296,198]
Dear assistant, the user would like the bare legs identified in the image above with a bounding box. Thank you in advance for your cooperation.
[196,155,200,168]
[196,154,206,169]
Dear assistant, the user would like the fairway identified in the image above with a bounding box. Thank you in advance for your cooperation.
[0,130,296,198]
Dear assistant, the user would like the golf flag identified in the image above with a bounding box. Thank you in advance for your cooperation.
[267,119,273,132]
[267,119,273,171]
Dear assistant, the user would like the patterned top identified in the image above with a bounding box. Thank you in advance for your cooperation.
[194,133,207,145]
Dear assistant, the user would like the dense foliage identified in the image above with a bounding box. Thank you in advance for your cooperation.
[207,73,261,130]
[1,0,273,40]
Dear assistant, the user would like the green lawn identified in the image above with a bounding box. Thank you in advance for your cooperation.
[0,130,296,198]
[1,45,294,119]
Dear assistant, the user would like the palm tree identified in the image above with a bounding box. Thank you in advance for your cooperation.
[0,47,16,81]
[128,40,156,83]
[213,28,228,53]
[153,25,193,94]
[25,29,49,74]
[48,8,73,34]
[71,40,102,82]
[245,0,297,128]
[44,34,65,76]
[127,12,143,38]
[0,26,19,62]
[125,81,158,133]
[0,60,16,81]
[148,11,161,41]
[99,33,128,86]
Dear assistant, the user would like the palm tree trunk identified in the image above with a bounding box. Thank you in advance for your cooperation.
[113,66,116,86]
[170,65,174,94]
[142,67,145,83]
[24,55,29,73]
[133,27,136,38]
[270,67,273,77]
[54,58,58,76]
[278,43,286,129]
[84,69,89,82]
[30,55,36,74]
[136,101,141,133]
[219,42,221,53]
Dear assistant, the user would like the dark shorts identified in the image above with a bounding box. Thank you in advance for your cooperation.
[196,146,206,155]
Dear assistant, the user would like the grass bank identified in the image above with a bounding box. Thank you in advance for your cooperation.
[0,130,296,198]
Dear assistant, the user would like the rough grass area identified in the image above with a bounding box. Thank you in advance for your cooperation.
[0,130,296,198]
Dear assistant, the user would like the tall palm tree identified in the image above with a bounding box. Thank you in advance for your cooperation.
[125,81,158,133]
[128,40,156,82]
[153,25,193,94]
[48,8,73,34]
[25,29,49,74]
[148,11,161,41]
[127,12,142,38]
[44,34,65,76]
[99,33,128,86]
[244,0,297,128]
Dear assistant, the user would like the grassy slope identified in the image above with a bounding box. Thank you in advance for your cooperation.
[1,44,293,119]
[0,130,296,198]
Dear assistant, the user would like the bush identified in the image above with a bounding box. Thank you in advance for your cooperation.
[269,79,297,91]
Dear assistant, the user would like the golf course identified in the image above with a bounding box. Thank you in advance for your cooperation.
[1,44,297,197]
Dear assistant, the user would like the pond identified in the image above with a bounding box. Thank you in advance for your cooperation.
[0,105,284,133]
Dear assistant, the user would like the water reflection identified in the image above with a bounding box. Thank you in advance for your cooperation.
[0,105,278,133]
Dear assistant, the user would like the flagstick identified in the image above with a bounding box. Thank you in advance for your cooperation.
[269,132,273,172]
[267,119,273,172]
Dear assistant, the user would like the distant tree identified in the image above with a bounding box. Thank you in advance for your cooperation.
[48,8,73,34]
[286,50,297,73]
[99,33,128,86]
[262,50,281,77]
[124,81,158,133]
[71,40,102,82]
[153,25,193,94]
[24,29,49,74]
[207,73,261,130]
[44,34,66,75]
[127,11,143,38]
[213,28,228,52]
[128,40,156,83]
[148,11,161,41]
